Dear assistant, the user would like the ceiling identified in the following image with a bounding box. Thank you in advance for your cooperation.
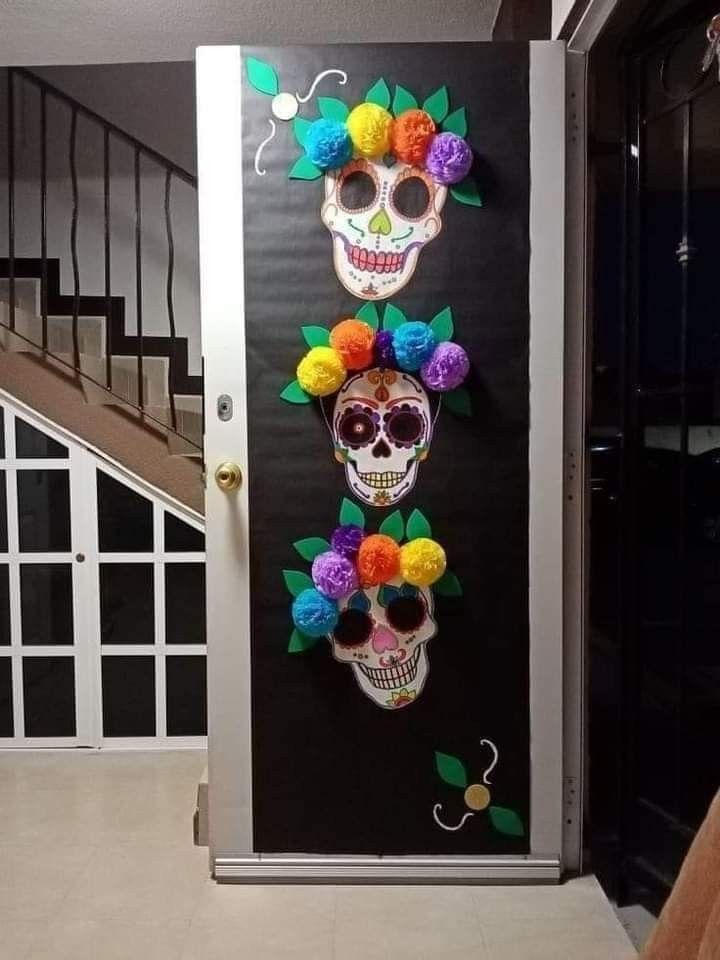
[0,0,500,65]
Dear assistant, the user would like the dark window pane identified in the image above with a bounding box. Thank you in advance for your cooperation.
[23,657,76,736]
[0,565,8,645]
[166,655,207,736]
[0,407,4,458]
[100,563,154,645]
[0,657,12,736]
[20,564,74,646]
[165,563,206,644]
[102,656,155,736]
[17,470,71,552]
[164,513,205,552]
[97,471,152,552]
[15,418,68,459]
[0,471,7,552]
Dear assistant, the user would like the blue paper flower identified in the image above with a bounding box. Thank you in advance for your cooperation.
[291,588,339,637]
[393,322,437,372]
[305,119,353,171]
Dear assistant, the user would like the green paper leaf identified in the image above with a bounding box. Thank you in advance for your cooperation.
[392,84,418,115]
[450,178,483,208]
[365,78,391,109]
[379,510,405,543]
[433,570,463,597]
[406,508,432,541]
[293,537,331,561]
[246,57,279,96]
[383,303,407,332]
[356,301,380,330]
[318,97,349,122]
[423,86,450,123]
[435,751,468,789]
[280,380,311,405]
[489,806,525,837]
[293,116,312,148]
[443,387,472,418]
[430,306,454,343]
[442,106,468,137]
[283,569,313,597]
[289,156,322,181]
[288,628,321,653]
[301,325,330,347]
[339,497,365,528]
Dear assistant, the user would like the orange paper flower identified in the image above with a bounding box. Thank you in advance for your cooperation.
[357,534,401,586]
[330,319,376,371]
[392,109,436,166]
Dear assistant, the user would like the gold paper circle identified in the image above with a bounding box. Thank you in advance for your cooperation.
[464,784,490,811]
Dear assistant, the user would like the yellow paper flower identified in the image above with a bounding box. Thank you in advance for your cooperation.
[400,537,446,587]
[296,346,346,397]
[346,103,393,158]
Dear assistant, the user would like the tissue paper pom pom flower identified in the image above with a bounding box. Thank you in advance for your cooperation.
[311,551,358,600]
[291,588,338,637]
[425,132,473,185]
[393,322,437,372]
[357,534,401,586]
[304,118,353,171]
[330,524,365,559]
[400,538,447,587]
[392,109,436,166]
[330,319,376,371]
[374,329,397,369]
[296,346,346,397]
[420,341,470,392]
[347,103,393,157]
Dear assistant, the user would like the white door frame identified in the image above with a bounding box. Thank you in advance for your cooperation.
[0,389,207,750]
[199,42,569,882]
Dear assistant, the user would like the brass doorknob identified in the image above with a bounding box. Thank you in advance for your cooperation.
[215,461,242,492]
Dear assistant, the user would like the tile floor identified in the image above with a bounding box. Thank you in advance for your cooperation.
[0,750,639,959]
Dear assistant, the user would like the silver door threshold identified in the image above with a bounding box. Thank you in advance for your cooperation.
[214,854,561,883]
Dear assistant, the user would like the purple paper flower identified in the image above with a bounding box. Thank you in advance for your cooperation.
[312,551,359,600]
[330,524,365,559]
[374,329,397,369]
[420,342,470,392]
[425,132,473,186]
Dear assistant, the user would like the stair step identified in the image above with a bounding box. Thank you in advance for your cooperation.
[82,355,170,409]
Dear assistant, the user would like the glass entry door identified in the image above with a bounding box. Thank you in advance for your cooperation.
[0,394,207,747]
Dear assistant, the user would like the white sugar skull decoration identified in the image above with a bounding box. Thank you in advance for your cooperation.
[285,502,462,709]
[245,61,484,299]
[332,368,432,507]
[321,159,447,300]
[281,302,472,508]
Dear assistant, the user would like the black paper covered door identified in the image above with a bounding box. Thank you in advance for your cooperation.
[224,42,558,860]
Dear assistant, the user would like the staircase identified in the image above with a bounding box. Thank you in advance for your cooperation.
[1,67,204,471]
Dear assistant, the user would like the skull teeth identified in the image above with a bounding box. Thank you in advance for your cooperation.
[358,470,406,489]
[347,244,405,274]
[359,648,421,690]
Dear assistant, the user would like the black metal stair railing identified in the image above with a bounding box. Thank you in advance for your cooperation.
[3,66,201,451]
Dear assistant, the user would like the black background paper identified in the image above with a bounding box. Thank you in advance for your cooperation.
[241,43,531,855]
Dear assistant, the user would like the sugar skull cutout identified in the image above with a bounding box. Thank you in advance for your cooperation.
[286,504,461,711]
[330,579,436,709]
[321,159,448,300]
[329,368,434,508]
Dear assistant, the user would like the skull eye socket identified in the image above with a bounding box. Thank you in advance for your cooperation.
[338,407,378,448]
[385,407,424,447]
[334,608,373,648]
[386,595,427,633]
[390,169,433,221]
[337,161,379,213]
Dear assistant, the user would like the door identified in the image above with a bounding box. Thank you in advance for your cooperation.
[0,392,208,747]
[199,42,567,880]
